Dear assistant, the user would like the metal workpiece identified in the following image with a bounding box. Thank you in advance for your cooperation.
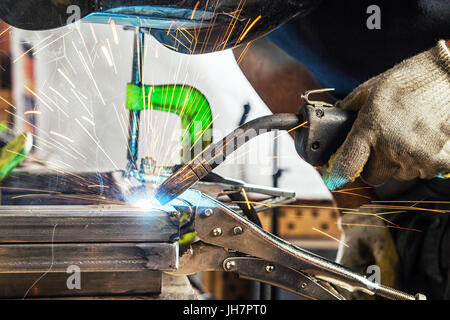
[0,242,178,272]
[0,203,180,298]
[186,193,423,300]
[0,205,179,243]
[1,171,125,205]
[155,113,301,205]
[0,270,163,299]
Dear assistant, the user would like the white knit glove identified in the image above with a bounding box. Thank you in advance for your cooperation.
[322,40,450,190]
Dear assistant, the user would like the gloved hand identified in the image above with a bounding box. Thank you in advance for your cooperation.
[322,40,450,191]
[336,211,400,299]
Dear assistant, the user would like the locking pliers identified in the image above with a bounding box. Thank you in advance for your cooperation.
[168,190,426,300]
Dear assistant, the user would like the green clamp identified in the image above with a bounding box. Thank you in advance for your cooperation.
[126,83,213,163]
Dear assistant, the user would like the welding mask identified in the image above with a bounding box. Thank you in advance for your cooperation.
[0,0,321,54]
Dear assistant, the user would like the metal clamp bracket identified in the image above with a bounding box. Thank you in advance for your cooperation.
[301,88,335,108]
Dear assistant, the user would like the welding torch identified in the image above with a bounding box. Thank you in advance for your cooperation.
[155,88,357,205]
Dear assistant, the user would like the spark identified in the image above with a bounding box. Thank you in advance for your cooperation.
[76,119,119,170]
[241,188,251,210]
[57,68,76,89]
[24,110,41,115]
[0,95,16,109]
[89,24,98,44]
[340,223,422,233]
[32,29,74,56]
[373,200,450,204]
[24,85,54,112]
[22,224,58,299]
[65,143,88,160]
[238,15,261,42]
[240,200,272,208]
[82,116,95,126]
[76,27,94,67]
[333,190,372,199]
[36,88,69,117]
[335,186,373,192]
[225,5,247,50]
[71,88,93,118]
[110,20,119,45]
[50,131,74,143]
[189,115,218,151]
[0,186,61,194]
[236,41,252,64]
[13,34,53,63]
[287,121,308,133]
[106,39,118,74]
[0,26,11,37]
[365,204,448,214]
[169,32,193,53]
[166,22,175,35]
[191,1,200,19]
[236,19,251,45]
[342,210,399,227]
[312,227,349,248]
[162,43,179,52]
[231,200,356,213]
[74,46,105,105]
[101,45,113,67]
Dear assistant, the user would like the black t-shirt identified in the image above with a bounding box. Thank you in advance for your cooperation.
[267,0,450,98]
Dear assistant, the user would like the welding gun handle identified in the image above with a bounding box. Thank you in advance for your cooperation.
[294,105,357,167]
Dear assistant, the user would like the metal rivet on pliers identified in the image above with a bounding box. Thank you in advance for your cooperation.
[265,265,275,273]
[204,208,214,217]
[224,260,236,271]
[315,109,324,118]
[212,228,223,237]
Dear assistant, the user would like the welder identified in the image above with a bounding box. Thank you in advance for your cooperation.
[237,0,450,299]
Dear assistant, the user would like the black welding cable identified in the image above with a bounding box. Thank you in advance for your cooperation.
[204,114,300,170]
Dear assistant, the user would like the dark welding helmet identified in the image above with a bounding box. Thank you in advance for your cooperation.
[0,0,321,54]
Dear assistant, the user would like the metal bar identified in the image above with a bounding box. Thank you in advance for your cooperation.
[127,29,144,172]
[0,271,163,298]
[0,205,179,243]
[0,242,178,272]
